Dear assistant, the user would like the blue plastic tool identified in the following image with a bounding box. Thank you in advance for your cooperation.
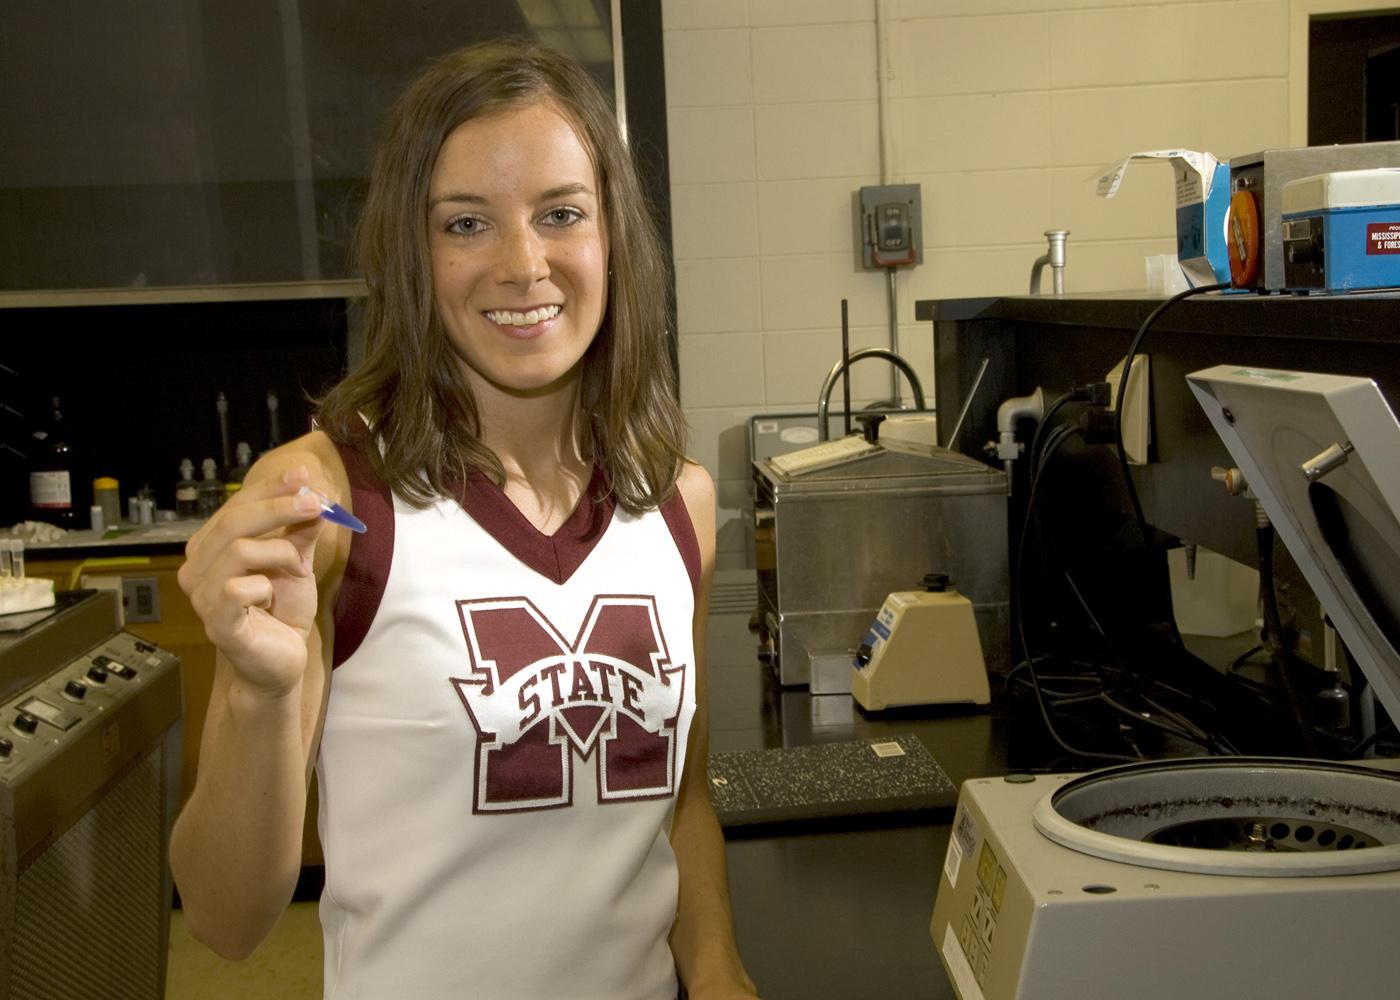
[299,486,367,533]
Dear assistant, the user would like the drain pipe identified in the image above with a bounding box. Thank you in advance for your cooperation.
[1029,230,1070,295]
[874,0,901,402]
[992,388,1045,494]
[874,0,895,186]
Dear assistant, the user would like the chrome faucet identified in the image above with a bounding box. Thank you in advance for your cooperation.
[1029,229,1069,295]
[816,348,926,441]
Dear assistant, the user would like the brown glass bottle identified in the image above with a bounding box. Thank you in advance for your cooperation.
[29,397,78,527]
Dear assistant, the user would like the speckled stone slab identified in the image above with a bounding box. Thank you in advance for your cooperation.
[707,733,957,828]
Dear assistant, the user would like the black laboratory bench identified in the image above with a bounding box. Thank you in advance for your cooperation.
[703,610,1007,1000]
[703,612,1362,1000]
[917,290,1400,570]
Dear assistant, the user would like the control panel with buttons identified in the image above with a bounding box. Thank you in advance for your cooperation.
[0,628,178,778]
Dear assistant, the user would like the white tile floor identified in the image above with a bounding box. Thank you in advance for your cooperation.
[166,902,322,999]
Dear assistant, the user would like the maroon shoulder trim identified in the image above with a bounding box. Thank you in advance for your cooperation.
[330,440,395,668]
[659,489,702,599]
[453,464,615,586]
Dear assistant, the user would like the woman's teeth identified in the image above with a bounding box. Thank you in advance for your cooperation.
[485,305,561,326]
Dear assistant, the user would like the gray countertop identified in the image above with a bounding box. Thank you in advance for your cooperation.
[22,521,199,559]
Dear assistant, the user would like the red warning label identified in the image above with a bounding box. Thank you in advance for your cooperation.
[1368,223,1400,254]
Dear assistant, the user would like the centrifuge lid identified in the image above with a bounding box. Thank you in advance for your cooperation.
[1187,366,1400,730]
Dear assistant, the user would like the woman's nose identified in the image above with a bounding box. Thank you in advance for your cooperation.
[493,224,549,288]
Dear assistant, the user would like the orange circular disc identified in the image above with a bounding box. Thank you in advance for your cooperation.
[1227,190,1261,287]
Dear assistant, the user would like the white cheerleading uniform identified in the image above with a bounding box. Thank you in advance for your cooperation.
[317,443,700,1000]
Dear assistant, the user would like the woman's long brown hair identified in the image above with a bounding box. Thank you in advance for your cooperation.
[316,39,687,513]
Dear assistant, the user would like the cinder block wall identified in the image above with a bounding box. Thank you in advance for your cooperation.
[664,0,1292,570]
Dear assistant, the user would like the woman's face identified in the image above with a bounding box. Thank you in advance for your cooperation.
[426,100,608,398]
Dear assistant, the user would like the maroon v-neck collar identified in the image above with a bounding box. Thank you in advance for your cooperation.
[453,464,615,585]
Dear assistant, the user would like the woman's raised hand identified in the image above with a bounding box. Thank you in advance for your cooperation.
[178,464,326,696]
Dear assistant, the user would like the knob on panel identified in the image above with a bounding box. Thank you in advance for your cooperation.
[13,712,38,735]
[1227,190,1262,287]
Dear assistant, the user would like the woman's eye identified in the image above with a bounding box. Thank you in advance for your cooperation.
[446,216,483,235]
[544,207,582,226]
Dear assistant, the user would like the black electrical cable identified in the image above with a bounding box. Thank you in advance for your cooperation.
[1023,408,1243,758]
[1257,521,1319,756]
[1061,566,1125,665]
[1229,644,1265,672]
[1141,692,1239,755]
[1003,657,1111,705]
[1003,661,1104,700]
[1346,724,1396,758]
[1110,284,1226,657]
[1113,282,1230,545]
[1026,391,1074,476]
[1099,692,1219,751]
[1014,423,1138,763]
[1025,393,1076,579]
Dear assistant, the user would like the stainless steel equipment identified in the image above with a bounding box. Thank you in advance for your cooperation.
[1228,141,1400,291]
[0,590,182,1000]
[754,439,1008,687]
[931,366,1400,999]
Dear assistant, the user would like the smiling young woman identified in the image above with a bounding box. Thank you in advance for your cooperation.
[169,39,758,1000]
[317,42,686,514]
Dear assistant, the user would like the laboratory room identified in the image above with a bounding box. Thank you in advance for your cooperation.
[5,0,1400,998]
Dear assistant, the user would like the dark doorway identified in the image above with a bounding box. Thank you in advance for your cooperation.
[1366,42,1400,140]
[1309,12,1400,145]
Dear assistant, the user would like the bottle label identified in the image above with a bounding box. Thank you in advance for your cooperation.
[30,471,72,508]
[176,487,199,501]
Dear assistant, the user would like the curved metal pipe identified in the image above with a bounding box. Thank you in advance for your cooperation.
[1029,229,1069,295]
[817,348,926,441]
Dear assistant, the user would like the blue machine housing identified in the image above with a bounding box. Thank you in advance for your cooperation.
[1282,170,1400,292]
[1175,162,1232,286]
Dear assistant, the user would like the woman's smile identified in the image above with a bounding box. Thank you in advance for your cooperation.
[482,303,564,339]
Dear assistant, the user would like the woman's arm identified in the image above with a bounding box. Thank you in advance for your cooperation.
[669,462,760,999]
[169,432,352,959]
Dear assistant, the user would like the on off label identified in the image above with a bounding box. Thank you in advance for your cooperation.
[1367,223,1400,254]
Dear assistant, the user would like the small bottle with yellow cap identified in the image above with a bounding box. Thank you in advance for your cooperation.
[93,477,121,533]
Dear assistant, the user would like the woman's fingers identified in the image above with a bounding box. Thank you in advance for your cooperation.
[175,458,335,691]
[205,574,276,643]
[185,539,308,637]
[184,478,324,578]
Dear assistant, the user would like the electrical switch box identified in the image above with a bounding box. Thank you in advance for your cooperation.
[1106,354,1151,465]
[856,184,923,269]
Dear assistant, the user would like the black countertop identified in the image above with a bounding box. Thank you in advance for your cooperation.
[708,611,1009,1000]
[914,290,1400,342]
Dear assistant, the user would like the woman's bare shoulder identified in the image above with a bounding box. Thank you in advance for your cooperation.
[672,460,715,549]
[673,460,714,511]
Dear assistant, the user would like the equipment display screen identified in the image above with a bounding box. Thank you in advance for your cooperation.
[19,697,67,727]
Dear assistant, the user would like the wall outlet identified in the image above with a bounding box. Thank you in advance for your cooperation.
[121,576,161,624]
[1105,354,1150,464]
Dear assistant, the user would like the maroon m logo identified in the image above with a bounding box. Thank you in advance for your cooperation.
[451,595,687,812]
